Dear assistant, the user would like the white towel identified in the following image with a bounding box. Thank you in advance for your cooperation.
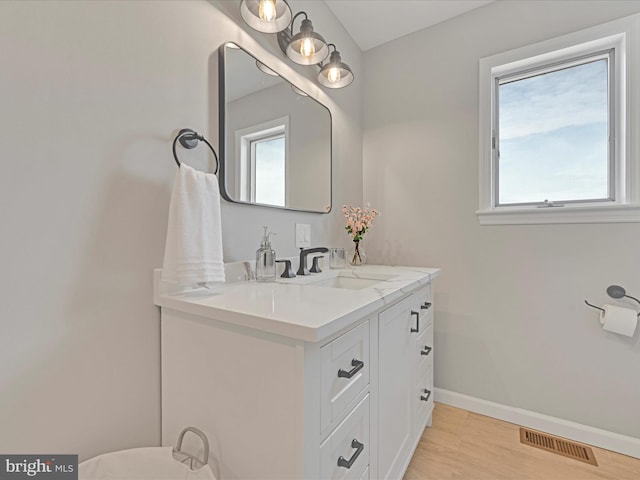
[162,164,225,286]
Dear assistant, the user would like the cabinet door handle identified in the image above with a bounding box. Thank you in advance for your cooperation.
[338,359,364,378]
[421,302,432,310]
[337,439,364,469]
[420,346,432,356]
[410,310,420,333]
[421,389,432,402]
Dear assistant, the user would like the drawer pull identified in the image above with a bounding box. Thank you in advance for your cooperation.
[421,302,432,310]
[420,346,432,356]
[337,439,364,469]
[410,310,420,333]
[421,389,432,402]
[338,359,364,379]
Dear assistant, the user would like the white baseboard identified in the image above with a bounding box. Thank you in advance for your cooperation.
[434,388,640,460]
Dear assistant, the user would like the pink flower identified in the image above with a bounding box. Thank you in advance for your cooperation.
[342,204,380,241]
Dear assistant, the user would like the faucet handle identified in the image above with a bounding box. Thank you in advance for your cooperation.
[310,256,324,273]
[276,259,296,278]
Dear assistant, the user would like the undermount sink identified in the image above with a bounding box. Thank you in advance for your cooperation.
[306,272,398,290]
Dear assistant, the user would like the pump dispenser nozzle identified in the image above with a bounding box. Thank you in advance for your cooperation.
[260,226,276,247]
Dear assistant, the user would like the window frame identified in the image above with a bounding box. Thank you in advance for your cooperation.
[477,15,640,225]
[494,50,615,207]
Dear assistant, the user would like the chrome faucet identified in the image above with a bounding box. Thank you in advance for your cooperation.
[297,247,329,276]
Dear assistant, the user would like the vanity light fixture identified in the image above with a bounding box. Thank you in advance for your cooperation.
[240,0,292,34]
[317,44,354,89]
[279,11,329,65]
[243,5,354,89]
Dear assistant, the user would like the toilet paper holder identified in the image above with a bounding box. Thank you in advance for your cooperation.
[585,284,640,317]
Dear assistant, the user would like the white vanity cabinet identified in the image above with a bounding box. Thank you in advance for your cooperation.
[378,296,415,479]
[156,266,438,480]
[414,286,435,433]
[377,284,434,480]
[161,311,373,480]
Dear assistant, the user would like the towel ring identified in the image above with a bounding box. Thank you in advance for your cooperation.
[172,128,219,175]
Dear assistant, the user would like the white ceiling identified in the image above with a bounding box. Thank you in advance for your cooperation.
[323,0,494,52]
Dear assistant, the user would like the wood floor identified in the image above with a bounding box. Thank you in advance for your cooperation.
[404,403,640,480]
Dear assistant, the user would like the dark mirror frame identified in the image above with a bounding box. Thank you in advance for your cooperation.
[217,42,333,213]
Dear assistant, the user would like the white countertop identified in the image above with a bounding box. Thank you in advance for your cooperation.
[154,265,440,343]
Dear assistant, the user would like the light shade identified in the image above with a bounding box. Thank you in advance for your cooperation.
[285,18,329,65]
[240,0,292,34]
[291,84,308,96]
[256,60,279,76]
[317,50,354,88]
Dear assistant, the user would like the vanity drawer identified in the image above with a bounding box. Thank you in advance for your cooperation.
[321,320,370,432]
[320,394,370,480]
[415,322,434,380]
[414,367,434,437]
[413,284,433,331]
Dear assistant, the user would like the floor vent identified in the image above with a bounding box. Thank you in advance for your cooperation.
[519,428,598,466]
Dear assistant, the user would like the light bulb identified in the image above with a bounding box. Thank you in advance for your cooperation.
[258,0,276,22]
[327,66,341,83]
[300,37,315,58]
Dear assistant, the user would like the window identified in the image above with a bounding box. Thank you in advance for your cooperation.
[478,15,640,224]
[497,53,612,206]
[252,133,285,206]
[235,116,289,208]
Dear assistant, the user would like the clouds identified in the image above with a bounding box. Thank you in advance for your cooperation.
[499,59,608,141]
[497,59,610,205]
[499,123,608,204]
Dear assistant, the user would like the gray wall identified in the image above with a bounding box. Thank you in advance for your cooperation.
[363,1,640,438]
[0,0,362,460]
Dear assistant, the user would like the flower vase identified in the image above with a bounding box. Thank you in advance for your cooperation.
[351,240,367,266]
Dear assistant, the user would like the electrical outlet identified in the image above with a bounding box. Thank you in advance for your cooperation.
[295,223,311,248]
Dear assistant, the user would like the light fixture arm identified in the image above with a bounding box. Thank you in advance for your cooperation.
[277,11,308,54]
[288,11,308,35]
[319,43,338,67]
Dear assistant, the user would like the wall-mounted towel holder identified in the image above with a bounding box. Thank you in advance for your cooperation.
[585,284,640,317]
[172,128,219,175]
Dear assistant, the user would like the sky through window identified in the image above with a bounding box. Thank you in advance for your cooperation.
[498,59,609,205]
[254,136,285,206]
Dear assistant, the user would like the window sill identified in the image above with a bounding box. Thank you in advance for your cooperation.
[476,204,640,225]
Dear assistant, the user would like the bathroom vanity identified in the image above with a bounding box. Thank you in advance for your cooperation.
[154,264,440,480]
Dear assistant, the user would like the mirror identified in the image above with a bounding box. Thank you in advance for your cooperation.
[218,42,332,213]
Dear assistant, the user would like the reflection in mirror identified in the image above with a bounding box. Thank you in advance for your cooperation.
[219,42,332,213]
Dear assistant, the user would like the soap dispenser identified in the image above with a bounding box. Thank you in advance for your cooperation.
[256,226,277,283]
